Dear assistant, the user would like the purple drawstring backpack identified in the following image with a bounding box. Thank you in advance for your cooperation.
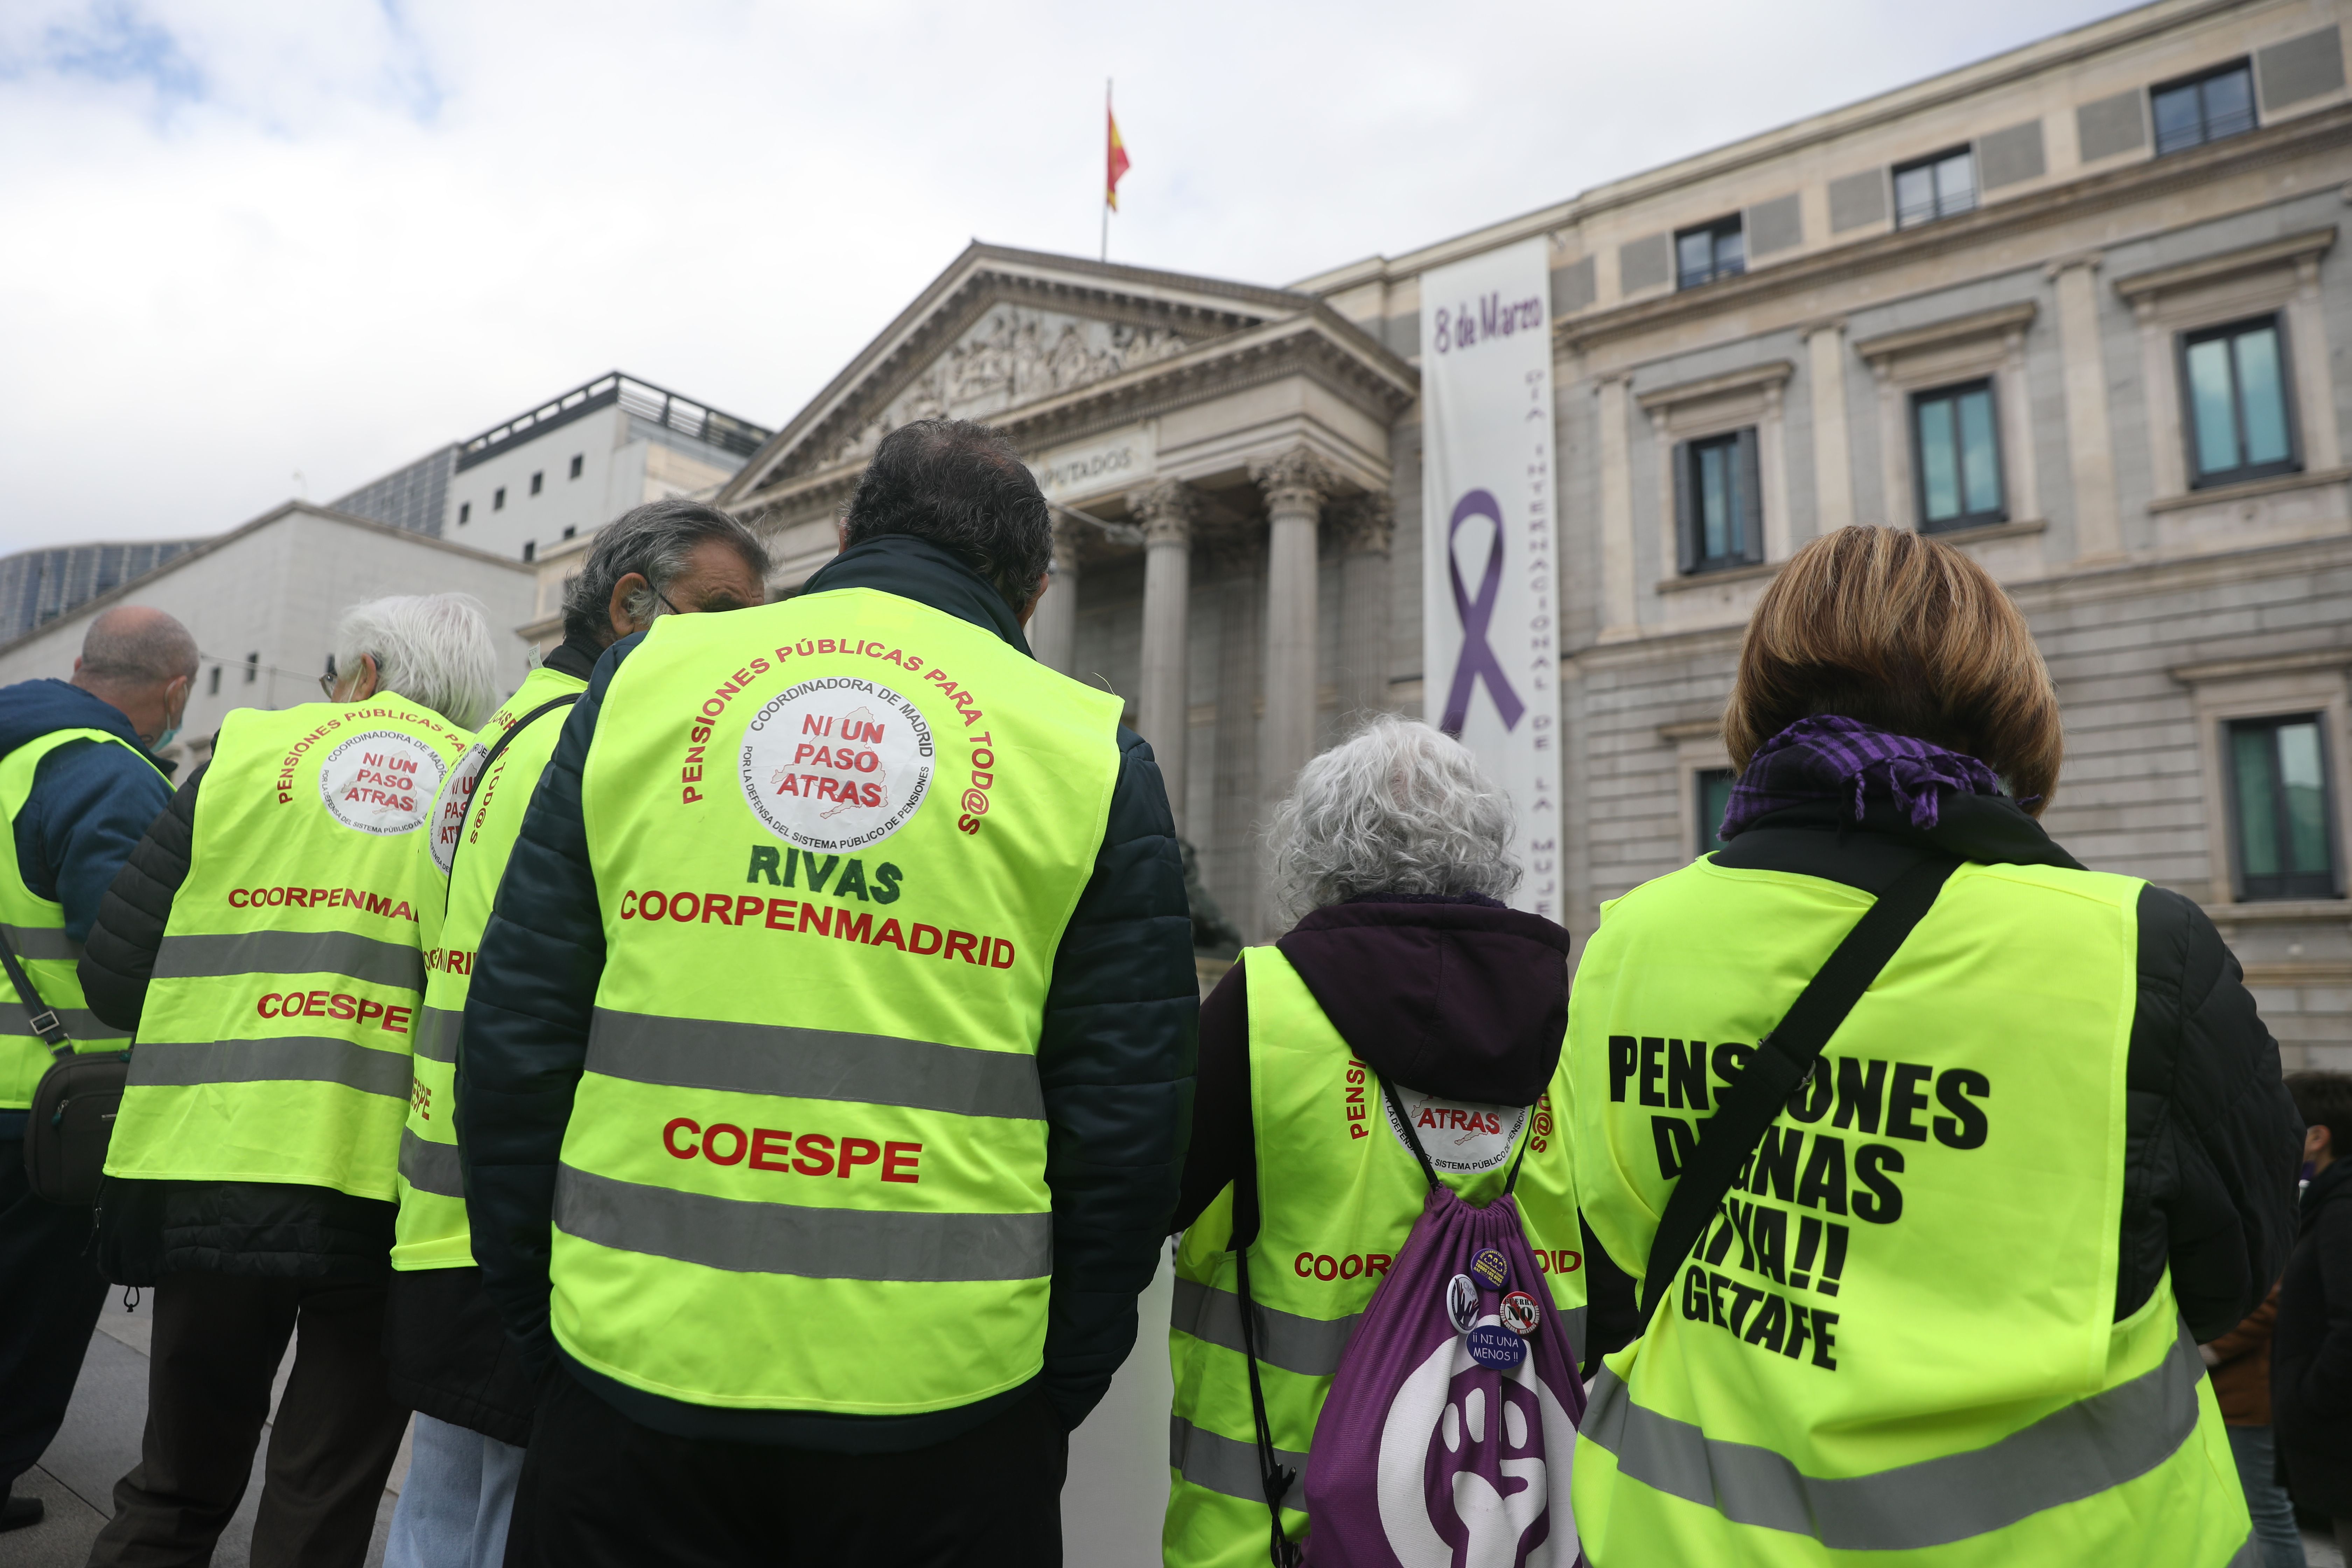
[1235,1076,1586,1568]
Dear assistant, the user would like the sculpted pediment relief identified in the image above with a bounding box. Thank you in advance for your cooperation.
[817,306,1191,471]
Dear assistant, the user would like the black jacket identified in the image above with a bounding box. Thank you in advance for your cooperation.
[2275,1160,2352,1512]
[458,535,1197,1452]
[1715,792,2303,1340]
[381,633,601,1447]
[81,758,398,1283]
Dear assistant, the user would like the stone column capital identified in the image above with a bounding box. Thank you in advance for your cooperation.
[1126,480,1202,547]
[1248,446,1343,516]
[1331,491,1395,556]
[1049,514,1087,570]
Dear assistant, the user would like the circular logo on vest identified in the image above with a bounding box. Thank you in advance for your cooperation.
[317,730,444,836]
[738,677,935,852]
[427,741,489,874]
[1385,1089,1528,1175]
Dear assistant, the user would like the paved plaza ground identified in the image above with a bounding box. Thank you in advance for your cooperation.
[8,1260,1176,1568]
[10,1255,2338,1567]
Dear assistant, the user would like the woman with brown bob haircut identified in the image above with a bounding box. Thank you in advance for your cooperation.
[1567,526,2303,1568]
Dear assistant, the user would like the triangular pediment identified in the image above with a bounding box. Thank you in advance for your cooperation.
[724,245,1314,502]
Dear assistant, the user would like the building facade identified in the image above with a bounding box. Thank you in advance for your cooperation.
[712,0,2352,1064]
[445,371,771,568]
[0,503,538,774]
[0,540,202,640]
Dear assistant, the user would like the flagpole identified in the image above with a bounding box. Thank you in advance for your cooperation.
[1101,77,1111,264]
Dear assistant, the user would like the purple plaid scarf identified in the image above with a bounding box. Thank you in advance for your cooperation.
[1719,714,2007,840]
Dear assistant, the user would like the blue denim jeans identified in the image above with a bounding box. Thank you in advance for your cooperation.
[386,1414,526,1568]
[2227,1423,2306,1568]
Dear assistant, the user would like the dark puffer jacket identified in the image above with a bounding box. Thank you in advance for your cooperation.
[1715,792,2302,1339]
[459,534,1197,1454]
[79,761,398,1282]
[2274,1159,2352,1514]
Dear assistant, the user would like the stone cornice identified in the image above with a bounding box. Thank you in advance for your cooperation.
[1851,302,2039,364]
[1635,360,1795,411]
[730,311,1414,528]
[1555,103,2352,359]
[723,243,1417,508]
[2113,226,2339,303]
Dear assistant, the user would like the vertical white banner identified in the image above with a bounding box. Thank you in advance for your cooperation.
[1420,238,1561,920]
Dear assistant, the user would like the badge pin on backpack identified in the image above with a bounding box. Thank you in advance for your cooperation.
[1290,1081,1586,1568]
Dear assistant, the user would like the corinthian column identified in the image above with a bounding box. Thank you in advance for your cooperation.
[1332,491,1394,726]
[1128,480,1199,833]
[1250,447,1339,814]
[1028,516,1083,675]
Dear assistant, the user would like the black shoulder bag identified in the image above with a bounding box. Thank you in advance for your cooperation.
[8,929,128,1208]
[1637,854,1959,1325]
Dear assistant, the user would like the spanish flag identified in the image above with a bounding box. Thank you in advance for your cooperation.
[1106,94,1131,212]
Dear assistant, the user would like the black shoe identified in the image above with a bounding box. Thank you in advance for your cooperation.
[0,1493,42,1532]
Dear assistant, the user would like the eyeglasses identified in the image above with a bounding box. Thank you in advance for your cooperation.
[319,653,378,699]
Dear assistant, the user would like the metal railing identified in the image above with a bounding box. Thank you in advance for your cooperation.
[456,372,772,472]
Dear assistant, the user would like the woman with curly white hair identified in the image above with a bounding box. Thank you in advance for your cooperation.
[1162,715,1586,1565]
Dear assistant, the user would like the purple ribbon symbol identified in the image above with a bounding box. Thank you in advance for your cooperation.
[1440,490,1524,737]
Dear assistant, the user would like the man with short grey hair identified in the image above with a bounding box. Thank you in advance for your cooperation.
[0,604,194,1533]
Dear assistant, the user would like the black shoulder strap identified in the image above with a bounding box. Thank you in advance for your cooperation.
[443,694,580,891]
[1637,854,1960,1325]
[0,927,69,1055]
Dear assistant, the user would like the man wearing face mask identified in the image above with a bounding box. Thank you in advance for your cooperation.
[384,500,769,1568]
[0,604,194,1533]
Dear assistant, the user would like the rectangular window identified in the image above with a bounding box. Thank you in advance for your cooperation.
[207,665,221,696]
[2152,61,2256,155]
[1696,768,1735,856]
[1675,217,1745,289]
[243,651,258,685]
[1892,147,1977,228]
[530,471,544,496]
[1675,429,1763,574]
[458,501,471,525]
[1911,380,2005,531]
[2227,714,2338,899]
[493,488,506,511]
[522,541,536,563]
[561,526,576,540]
[569,454,584,479]
[2182,315,2297,488]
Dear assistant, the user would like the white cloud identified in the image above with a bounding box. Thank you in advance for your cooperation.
[0,0,2132,552]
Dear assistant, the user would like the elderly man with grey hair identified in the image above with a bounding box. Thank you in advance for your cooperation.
[0,604,196,1534]
[1163,716,1587,1564]
[75,593,498,1568]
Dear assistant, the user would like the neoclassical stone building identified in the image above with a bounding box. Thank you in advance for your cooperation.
[716,0,2352,1063]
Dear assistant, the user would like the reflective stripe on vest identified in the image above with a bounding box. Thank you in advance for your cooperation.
[1568,855,2254,1566]
[0,728,162,1106]
[551,590,1123,1416]
[1164,946,1586,1565]
[396,663,586,1270]
[106,697,467,1199]
[154,929,425,990]
[1582,1323,2208,1551]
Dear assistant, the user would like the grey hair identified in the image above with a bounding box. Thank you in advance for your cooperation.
[559,499,770,645]
[1267,715,1521,922]
[78,605,198,685]
[333,593,499,729]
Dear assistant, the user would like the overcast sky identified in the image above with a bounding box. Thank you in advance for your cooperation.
[1,0,2134,552]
